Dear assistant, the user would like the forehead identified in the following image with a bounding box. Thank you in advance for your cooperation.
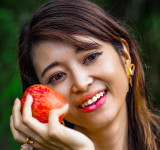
[32,40,74,55]
[31,40,74,69]
[31,35,102,57]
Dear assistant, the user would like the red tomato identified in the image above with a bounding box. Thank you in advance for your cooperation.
[21,84,67,123]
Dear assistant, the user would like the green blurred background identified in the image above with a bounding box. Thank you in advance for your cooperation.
[0,0,159,149]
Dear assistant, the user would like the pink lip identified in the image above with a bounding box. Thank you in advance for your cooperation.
[77,89,105,106]
[78,91,107,112]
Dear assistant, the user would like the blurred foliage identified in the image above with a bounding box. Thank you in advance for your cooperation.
[0,0,159,149]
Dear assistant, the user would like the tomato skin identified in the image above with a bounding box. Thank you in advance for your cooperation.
[21,84,67,123]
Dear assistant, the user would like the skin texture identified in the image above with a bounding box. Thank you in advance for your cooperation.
[10,36,131,150]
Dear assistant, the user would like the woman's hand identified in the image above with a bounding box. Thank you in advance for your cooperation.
[10,94,95,150]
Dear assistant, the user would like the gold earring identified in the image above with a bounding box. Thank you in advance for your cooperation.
[125,63,135,87]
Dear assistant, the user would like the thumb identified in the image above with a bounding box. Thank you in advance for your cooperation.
[49,104,69,125]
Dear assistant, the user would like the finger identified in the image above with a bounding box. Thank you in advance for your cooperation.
[12,98,28,132]
[12,98,43,144]
[22,94,33,118]
[47,104,69,141]
[11,97,53,149]
[11,115,63,150]
[12,98,22,125]
[21,94,70,150]
[21,94,47,137]
[12,98,28,133]
[49,104,69,128]
[10,115,26,143]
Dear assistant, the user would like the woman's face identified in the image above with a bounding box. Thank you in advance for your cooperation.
[32,36,130,129]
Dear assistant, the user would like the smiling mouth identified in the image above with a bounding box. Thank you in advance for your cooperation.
[78,89,107,108]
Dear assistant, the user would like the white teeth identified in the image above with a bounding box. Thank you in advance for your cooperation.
[88,99,93,105]
[80,90,106,108]
[92,96,97,102]
[96,93,100,99]
[100,92,103,96]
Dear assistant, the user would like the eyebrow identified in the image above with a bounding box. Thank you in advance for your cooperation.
[41,61,59,77]
[41,42,101,78]
[75,42,101,54]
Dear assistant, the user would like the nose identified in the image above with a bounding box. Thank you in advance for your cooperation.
[71,67,93,94]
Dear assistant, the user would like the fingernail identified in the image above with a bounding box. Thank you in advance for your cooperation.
[14,98,19,105]
[65,104,69,107]
[26,94,32,100]
[64,104,69,109]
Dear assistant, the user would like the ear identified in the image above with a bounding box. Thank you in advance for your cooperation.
[120,38,131,67]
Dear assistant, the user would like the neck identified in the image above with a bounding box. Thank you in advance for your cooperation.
[75,102,128,150]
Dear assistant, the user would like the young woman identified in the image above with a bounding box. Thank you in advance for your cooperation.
[10,0,160,150]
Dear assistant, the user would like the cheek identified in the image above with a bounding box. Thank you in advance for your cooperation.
[50,80,71,103]
[97,57,128,93]
[103,61,117,77]
[98,58,124,80]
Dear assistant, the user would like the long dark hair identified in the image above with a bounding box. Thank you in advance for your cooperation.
[18,0,160,149]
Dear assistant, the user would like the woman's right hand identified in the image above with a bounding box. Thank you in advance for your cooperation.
[10,94,95,150]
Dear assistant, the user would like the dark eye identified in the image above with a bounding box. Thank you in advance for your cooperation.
[83,52,103,65]
[48,72,66,84]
